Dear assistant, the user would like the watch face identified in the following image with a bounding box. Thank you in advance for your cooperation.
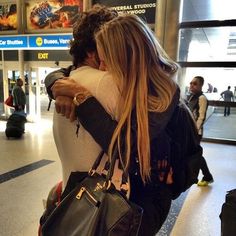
[74,91,91,106]
[73,95,79,106]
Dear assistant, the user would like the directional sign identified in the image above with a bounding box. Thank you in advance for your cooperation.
[28,35,72,49]
[0,34,72,50]
[0,36,28,49]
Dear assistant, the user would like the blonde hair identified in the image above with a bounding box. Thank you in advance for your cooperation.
[95,14,178,183]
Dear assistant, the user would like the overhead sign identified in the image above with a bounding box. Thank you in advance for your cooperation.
[93,0,157,24]
[0,34,72,50]
[0,36,28,48]
[29,35,72,49]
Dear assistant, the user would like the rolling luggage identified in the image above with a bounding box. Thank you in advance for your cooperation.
[220,189,236,236]
[5,111,27,138]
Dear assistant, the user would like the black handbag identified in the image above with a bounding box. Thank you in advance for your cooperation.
[41,150,143,236]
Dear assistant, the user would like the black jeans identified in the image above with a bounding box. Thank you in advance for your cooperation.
[129,174,172,236]
[199,156,213,181]
[224,106,230,116]
[198,135,213,181]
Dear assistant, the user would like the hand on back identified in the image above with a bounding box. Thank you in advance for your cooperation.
[55,96,76,122]
[52,77,77,98]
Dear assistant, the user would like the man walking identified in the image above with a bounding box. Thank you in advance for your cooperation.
[186,76,214,186]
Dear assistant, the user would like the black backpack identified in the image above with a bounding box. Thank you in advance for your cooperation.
[5,113,27,138]
[159,101,202,199]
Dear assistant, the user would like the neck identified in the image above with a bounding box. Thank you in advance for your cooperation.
[78,57,98,69]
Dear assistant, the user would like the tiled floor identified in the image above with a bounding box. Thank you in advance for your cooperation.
[0,115,236,236]
[169,142,236,236]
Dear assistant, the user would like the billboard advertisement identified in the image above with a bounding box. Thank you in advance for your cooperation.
[93,0,157,24]
[0,4,17,31]
[26,0,83,30]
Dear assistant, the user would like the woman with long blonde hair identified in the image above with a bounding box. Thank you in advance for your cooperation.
[95,14,178,182]
[91,14,180,235]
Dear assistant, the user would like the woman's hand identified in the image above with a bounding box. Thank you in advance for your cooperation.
[157,160,173,184]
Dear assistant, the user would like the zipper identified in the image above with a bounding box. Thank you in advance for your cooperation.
[76,187,98,205]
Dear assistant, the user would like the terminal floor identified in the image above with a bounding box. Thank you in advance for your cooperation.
[0,116,236,236]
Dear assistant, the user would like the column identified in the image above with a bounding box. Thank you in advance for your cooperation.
[155,0,182,61]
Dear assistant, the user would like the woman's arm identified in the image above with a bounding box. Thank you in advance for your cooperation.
[76,97,117,153]
[75,88,180,152]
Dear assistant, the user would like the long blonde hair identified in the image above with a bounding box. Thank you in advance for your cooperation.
[95,14,178,183]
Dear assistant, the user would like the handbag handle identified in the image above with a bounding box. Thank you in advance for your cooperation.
[89,145,129,193]
[89,150,105,175]
[106,145,129,193]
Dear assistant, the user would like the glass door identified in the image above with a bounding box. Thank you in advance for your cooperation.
[27,68,41,122]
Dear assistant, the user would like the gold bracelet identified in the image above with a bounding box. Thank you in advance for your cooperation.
[73,91,92,106]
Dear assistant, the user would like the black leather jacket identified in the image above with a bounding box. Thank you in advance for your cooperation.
[76,88,180,174]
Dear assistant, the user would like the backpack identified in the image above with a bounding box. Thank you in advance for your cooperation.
[151,102,202,200]
[5,112,27,138]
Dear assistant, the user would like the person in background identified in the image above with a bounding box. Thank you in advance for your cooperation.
[51,14,180,235]
[221,86,234,116]
[186,76,214,186]
[12,78,26,111]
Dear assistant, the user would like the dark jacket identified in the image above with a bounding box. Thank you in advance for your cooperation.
[76,88,180,172]
[12,85,26,110]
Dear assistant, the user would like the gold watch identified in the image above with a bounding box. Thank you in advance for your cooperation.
[73,91,92,106]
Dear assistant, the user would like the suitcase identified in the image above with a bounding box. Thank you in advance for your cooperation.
[220,189,236,236]
[5,112,27,138]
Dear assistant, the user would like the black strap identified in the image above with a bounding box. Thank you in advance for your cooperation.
[47,97,52,111]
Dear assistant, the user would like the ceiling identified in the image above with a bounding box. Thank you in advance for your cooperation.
[179,0,236,61]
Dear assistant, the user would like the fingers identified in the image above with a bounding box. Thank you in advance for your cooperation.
[166,167,173,184]
[157,160,167,169]
[69,104,76,122]
[157,160,167,182]
[157,160,173,184]
[55,96,73,119]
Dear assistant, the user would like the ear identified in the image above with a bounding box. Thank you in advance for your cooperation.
[86,51,96,59]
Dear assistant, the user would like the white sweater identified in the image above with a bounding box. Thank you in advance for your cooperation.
[53,66,120,188]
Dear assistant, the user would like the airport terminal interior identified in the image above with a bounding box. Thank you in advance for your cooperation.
[0,103,236,236]
[0,0,236,235]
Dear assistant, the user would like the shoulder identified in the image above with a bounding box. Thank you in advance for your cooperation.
[97,72,115,89]
[199,94,207,101]
[198,94,208,108]
[96,73,120,119]
[97,72,118,98]
[12,86,19,91]
[70,66,109,95]
[70,66,107,81]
